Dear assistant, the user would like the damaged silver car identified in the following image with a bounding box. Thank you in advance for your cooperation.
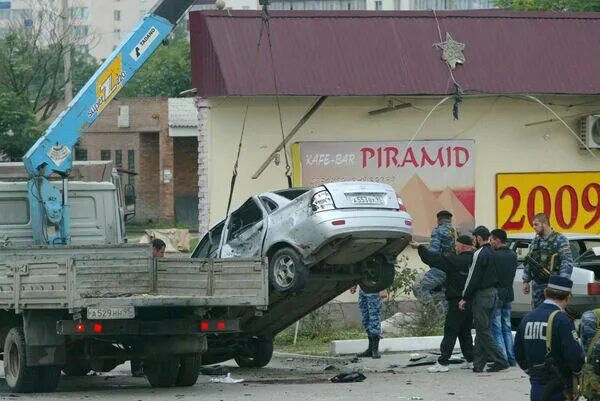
[192,181,413,293]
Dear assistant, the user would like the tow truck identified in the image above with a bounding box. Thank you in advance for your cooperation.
[0,0,268,393]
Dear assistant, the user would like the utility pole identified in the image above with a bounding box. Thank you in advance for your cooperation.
[61,0,73,103]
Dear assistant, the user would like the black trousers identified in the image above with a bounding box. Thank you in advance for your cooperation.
[472,288,508,370]
[439,299,474,365]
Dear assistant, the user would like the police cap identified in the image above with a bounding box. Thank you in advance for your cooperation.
[547,276,573,293]
[437,210,453,219]
[456,235,473,246]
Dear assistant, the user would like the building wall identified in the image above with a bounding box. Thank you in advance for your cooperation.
[203,95,600,227]
[79,97,179,223]
[201,94,600,302]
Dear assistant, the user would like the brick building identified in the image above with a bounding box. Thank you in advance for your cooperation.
[76,97,199,226]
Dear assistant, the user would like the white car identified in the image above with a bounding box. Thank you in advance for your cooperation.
[192,181,413,293]
[510,233,600,322]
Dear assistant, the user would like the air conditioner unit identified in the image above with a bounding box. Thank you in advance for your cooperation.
[580,115,600,149]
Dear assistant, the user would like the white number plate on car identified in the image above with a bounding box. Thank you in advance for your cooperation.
[87,306,135,320]
[348,194,385,205]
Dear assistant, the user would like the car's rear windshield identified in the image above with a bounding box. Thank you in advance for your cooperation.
[272,188,310,200]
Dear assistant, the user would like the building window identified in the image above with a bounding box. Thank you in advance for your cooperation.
[72,25,89,38]
[101,150,111,161]
[70,7,89,19]
[375,0,383,9]
[75,148,88,161]
[78,44,89,54]
[114,10,121,21]
[115,150,123,167]
[128,150,135,184]
[113,29,121,40]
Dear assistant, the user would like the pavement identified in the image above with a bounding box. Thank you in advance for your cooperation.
[0,351,531,400]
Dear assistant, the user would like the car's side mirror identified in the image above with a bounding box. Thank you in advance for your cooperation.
[124,184,136,221]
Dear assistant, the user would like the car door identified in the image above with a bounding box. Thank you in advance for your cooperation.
[220,197,268,258]
[509,239,533,317]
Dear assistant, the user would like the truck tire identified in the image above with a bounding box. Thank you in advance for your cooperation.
[175,353,201,386]
[3,327,38,393]
[144,357,180,387]
[234,338,274,368]
[62,362,91,376]
[34,366,61,393]
[269,247,308,293]
[359,255,395,293]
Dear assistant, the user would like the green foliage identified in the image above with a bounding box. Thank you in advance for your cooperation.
[388,254,419,298]
[405,303,445,337]
[0,92,42,160]
[0,30,99,121]
[494,0,600,11]
[120,28,191,98]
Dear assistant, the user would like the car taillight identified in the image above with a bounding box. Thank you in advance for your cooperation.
[76,323,85,333]
[397,197,407,212]
[311,190,334,212]
[588,283,600,295]
[93,323,103,333]
[200,321,210,331]
[217,321,226,331]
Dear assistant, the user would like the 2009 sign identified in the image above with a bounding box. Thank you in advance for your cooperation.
[496,173,600,234]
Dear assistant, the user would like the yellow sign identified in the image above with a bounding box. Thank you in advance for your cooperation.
[496,172,600,234]
[87,54,126,118]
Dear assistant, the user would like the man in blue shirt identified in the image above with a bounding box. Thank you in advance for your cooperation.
[514,276,584,401]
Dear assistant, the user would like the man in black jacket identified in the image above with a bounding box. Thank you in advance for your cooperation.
[489,229,518,367]
[459,225,508,373]
[412,235,475,372]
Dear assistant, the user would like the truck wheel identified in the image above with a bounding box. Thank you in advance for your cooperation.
[175,353,201,386]
[269,247,308,293]
[34,366,61,393]
[234,338,274,368]
[3,327,38,393]
[62,362,91,376]
[359,255,395,293]
[144,357,180,387]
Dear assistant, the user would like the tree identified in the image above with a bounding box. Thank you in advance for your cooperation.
[0,2,99,121]
[494,0,600,11]
[119,28,192,98]
[0,92,42,161]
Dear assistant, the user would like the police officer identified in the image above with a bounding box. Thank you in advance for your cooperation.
[350,285,387,359]
[578,309,600,401]
[413,210,457,314]
[522,213,573,308]
[514,276,584,401]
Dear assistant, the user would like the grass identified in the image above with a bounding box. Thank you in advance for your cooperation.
[274,327,366,356]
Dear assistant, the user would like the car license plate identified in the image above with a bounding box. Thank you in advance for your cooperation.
[348,194,384,205]
[87,306,135,320]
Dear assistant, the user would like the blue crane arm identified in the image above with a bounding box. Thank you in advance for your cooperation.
[22,0,195,245]
[23,0,195,177]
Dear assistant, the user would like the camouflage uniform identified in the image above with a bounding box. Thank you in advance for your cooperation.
[522,231,573,308]
[413,220,457,314]
[579,310,600,401]
[358,287,383,337]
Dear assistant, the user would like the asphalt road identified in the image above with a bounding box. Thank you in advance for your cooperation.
[0,352,530,400]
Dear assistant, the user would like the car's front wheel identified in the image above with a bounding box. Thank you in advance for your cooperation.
[359,255,395,293]
[269,247,308,292]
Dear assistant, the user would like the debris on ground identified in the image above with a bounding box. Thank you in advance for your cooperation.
[200,365,230,376]
[210,373,245,384]
[404,354,464,367]
[330,372,367,383]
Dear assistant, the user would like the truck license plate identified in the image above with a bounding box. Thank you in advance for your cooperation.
[87,306,135,320]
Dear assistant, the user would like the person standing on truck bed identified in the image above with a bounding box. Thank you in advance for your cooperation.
[411,235,475,373]
[131,238,167,377]
[412,210,457,316]
[522,213,573,309]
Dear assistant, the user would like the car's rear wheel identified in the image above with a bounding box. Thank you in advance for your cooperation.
[234,337,274,368]
[269,247,308,292]
[359,255,395,293]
